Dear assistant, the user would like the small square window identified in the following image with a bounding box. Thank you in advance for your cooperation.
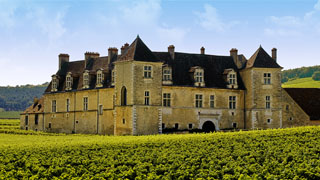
[232,123,237,128]
[267,119,272,124]
[48,122,52,129]
[174,123,179,129]
[189,123,193,129]
[76,120,79,124]
[25,127,28,130]
[289,117,293,121]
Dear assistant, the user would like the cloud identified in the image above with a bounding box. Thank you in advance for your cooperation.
[265,0,320,36]
[194,4,239,32]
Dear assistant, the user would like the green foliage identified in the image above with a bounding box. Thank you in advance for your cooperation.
[282,65,320,83]
[0,83,48,111]
[312,71,320,81]
[0,121,320,179]
[282,77,320,88]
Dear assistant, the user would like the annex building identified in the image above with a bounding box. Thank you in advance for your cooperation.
[20,36,320,135]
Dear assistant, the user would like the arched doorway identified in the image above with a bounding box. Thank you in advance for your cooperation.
[202,121,216,133]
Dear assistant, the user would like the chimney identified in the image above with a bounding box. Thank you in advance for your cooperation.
[200,47,205,55]
[108,47,118,65]
[84,52,99,68]
[59,54,69,70]
[230,48,238,59]
[272,48,277,61]
[168,45,175,60]
[121,43,129,54]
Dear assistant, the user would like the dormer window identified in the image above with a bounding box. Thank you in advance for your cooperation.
[162,66,172,85]
[65,72,73,91]
[190,67,205,87]
[96,69,104,88]
[83,70,90,89]
[224,69,238,89]
[51,75,59,92]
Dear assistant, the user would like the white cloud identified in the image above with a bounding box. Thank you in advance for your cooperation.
[194,4,239,32]
[265,0,320,36]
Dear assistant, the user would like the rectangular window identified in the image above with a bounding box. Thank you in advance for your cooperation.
[163,93,171,107]
[111,70,115,84]
[229,74,236,84]
[66,99,70,112]
[229,96,236,109]
[83,97,88,111]
[35,114,38,125]
[210,95,215,108]
[97,72,103,84]
[66,76,72,89]
[52,100,57,112]
[266,96,271,109]
[189,123,193,129]
[163,69,171,81]
[267,119,272,124]
[144,91,150,105]
[25,115,29,125]
[144,66,152,78]
[195,94,203,108]
[99,105,103,115]
[48,122,52,128]
[162,123,165,129]
[174,123,179,129]
[195,71,203,83]
[264,73,271,85]
[232,122,237,128]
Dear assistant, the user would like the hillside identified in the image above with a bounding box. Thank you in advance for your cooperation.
[0,83,48,111]
[282,77,320,88]
[281,65,320,83]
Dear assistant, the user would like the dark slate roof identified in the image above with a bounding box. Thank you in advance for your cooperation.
[118,36,160,62]
[246,46,281,68]
[284,88,320,120]
[153,52,246,89]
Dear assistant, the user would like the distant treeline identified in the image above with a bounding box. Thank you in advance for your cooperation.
[282,65,320,83]
[0,83,48,111]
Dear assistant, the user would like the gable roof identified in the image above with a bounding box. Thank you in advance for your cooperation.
[118,36,160,62]
[284,88,320,120]
[22,97,44,114]
[246,46,281,68]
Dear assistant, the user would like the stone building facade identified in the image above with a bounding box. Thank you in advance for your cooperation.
[20,36,320,135]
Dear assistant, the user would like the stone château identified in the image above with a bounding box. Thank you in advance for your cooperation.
[20,36,320,135]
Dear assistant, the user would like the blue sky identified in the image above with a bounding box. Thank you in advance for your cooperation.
[1,0,320,86]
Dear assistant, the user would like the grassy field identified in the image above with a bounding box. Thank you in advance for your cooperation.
[0,111,21,119]
[282,77,320,88]
[0,119,319,179]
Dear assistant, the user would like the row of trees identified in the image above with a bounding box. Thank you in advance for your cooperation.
[0,83,48,111]
[281,65,320,82]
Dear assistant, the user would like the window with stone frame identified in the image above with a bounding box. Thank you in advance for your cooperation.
[51,75,59,92]
[163,93,171,107]
[35,114,39,125]
[144,91,150,105]
[264,73,271,85]
[163,67,172,81]
[52,100,57,112]
[111,70,115,85]
[210,95,215,108]
[229,96,236,109]
[228,73,236,85]
[83,70,90,89]
[266,96,271,109]
[83,97,88,111]
[96,70,104,87]
[66,98,70,112]
[25,115,29,125]
[144,65,152,78]
[195,94,203,108]
[65,72,73,91]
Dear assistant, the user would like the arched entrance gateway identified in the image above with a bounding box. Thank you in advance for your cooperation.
[202,121,216,133]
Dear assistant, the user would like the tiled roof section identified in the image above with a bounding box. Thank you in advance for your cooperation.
[284,88,320,120]
[45,57,112,93]
[22,97,44,114]
[246,46,281,68]
[153,52,246,89]
[118,36,160,62]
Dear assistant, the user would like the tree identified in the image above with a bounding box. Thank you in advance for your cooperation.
[312,71,320,81]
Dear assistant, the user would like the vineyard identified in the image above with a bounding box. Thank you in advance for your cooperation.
[0,119,319,179]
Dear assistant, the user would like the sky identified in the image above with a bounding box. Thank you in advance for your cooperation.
[1,0,320,86]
